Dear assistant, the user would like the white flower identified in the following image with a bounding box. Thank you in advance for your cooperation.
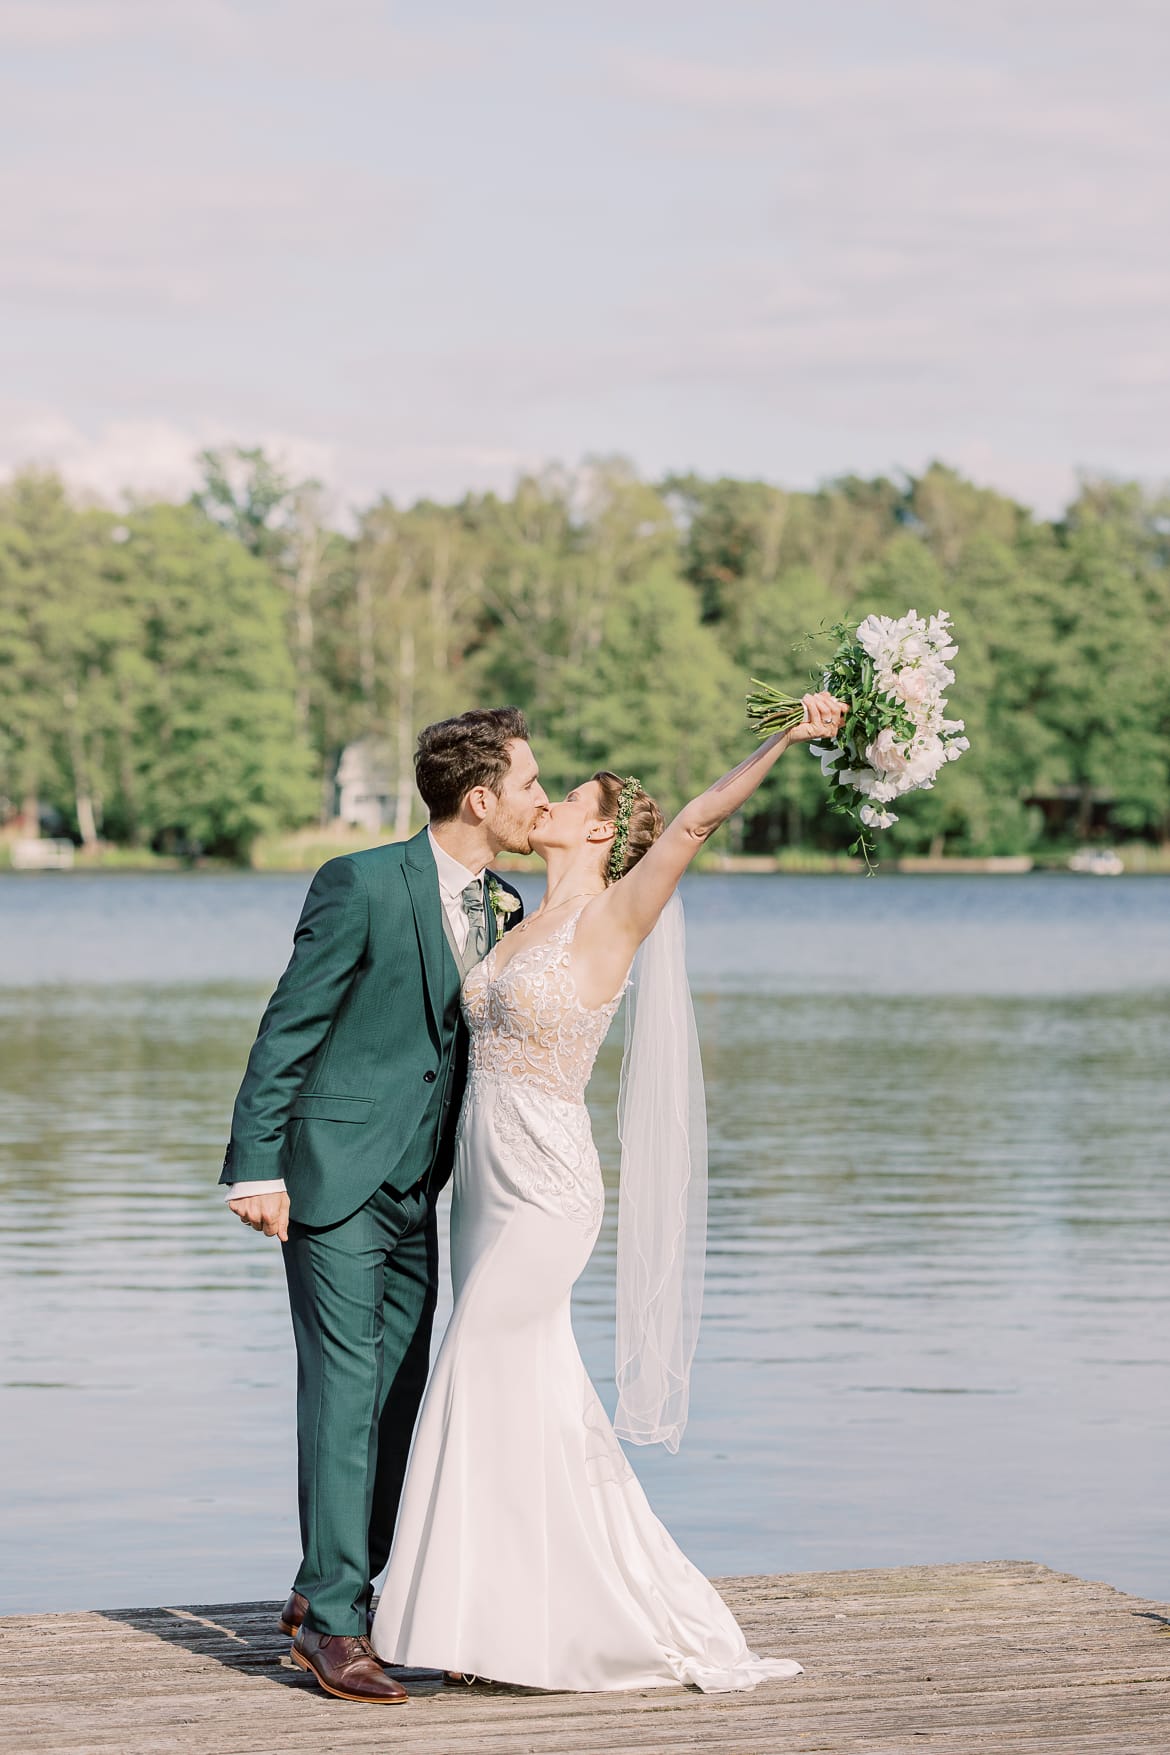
[809,742,843,777]
[859,803,898,829]
[486,876,520,934]
[888,737,944,791]
[926,612,958,660]
[856,613,894,660]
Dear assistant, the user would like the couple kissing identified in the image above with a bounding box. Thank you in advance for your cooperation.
[222,694,844,1702]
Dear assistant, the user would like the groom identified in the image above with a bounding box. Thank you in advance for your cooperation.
[221,707,543,1703]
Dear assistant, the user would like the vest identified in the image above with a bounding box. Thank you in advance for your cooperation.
[399,922,466,1196]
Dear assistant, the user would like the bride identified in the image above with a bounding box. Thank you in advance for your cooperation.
[371,691,847,1692]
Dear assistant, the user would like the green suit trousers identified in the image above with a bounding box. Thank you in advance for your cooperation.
[282,1176,437,1635]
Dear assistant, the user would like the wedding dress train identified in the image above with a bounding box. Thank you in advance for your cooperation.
[371,906,803,1692]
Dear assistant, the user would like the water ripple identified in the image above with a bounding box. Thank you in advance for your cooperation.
[1,875,1167,1612]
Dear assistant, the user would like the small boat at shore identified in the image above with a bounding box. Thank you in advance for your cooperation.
[1068,847,1124,876]
[9,838,75,871]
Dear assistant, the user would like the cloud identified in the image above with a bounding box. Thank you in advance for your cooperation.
[895,0,1167,81]
[616,55,998,114]
[939,443,1080,520]
[0,396,1152,527]
[0,1,171,46]
[613,45,1164,157]
[592,41,1170,442]
[0,0,485,79]
[0,408,220,501]
[0,161,417,312]
[0,11,434,318]
[0,404,539,515]
[0,6,1166,520]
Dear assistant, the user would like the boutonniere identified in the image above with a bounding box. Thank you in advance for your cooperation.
[486,874,521,937]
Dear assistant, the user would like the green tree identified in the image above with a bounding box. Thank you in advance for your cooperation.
[730,566,855,851]
[3,453,1168,863]
[193,447,348,764]
[1045,484,1170,839]
[560,563,741,818]
[0,472,117,842]
[192,445,292,562]
[123,502,317,857]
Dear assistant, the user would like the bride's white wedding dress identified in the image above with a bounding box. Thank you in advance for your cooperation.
[370,905,803,1693]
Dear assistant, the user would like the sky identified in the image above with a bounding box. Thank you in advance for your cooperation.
[0,0,1166,518]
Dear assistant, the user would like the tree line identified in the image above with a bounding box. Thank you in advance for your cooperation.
[0,449,1166,862]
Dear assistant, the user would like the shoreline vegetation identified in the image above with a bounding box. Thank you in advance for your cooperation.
[2,450,1168,870]
[3,827,1169,876]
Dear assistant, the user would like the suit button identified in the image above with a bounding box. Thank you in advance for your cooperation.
[423,1070,437,1083]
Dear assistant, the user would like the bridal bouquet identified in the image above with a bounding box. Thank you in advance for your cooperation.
[746,609,969,869]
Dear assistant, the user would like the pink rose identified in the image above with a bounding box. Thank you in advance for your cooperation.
[894,669,932,707]
[866,728,911,778]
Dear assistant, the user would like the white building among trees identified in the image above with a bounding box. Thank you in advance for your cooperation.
[334,740,394,835]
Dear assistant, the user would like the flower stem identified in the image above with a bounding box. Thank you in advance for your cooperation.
[852,833,879,876]
[745,682,807,740]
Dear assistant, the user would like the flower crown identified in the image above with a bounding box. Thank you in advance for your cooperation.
[606,775,642,882]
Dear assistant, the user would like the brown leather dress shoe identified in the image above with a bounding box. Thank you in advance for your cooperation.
[280,1589,374,1638]
[279,1589,309,1636]
[291,1628,408,1703]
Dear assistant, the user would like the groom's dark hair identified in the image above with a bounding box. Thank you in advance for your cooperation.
[415,707,531,821]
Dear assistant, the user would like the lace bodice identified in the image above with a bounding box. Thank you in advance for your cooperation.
[462,904,624,1105]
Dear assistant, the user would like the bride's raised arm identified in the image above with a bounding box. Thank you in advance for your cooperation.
[600,690,846,953]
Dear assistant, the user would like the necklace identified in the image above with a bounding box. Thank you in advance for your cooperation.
[513,890,602,933]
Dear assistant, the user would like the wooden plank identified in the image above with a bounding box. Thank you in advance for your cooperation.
[2,1564,1167,1755]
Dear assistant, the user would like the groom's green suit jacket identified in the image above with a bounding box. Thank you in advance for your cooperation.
[220,828,522,1229]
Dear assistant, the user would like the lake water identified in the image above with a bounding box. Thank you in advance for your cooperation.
[1,871,1168,1616]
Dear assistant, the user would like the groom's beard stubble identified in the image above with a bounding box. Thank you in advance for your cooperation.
[495,801,546,857]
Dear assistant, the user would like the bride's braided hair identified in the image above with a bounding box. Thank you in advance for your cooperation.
[593,771,664,884]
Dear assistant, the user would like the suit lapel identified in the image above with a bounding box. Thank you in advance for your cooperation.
[403,828,449,1036]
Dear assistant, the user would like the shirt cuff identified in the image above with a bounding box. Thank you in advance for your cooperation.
[224,1179,288,1202]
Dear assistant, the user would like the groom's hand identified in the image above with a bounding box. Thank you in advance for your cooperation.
[228,1192,290,1242]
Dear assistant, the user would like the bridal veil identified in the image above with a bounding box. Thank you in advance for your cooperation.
[613,891,708,1453]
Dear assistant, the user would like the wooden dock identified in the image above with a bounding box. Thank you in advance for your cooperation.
[2,1562,1168,1753]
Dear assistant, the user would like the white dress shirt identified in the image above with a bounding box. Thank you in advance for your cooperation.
[224,830,485,1204]
[426,826,483,955]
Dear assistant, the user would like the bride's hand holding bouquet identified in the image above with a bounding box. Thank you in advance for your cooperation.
[779,691,850,746]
